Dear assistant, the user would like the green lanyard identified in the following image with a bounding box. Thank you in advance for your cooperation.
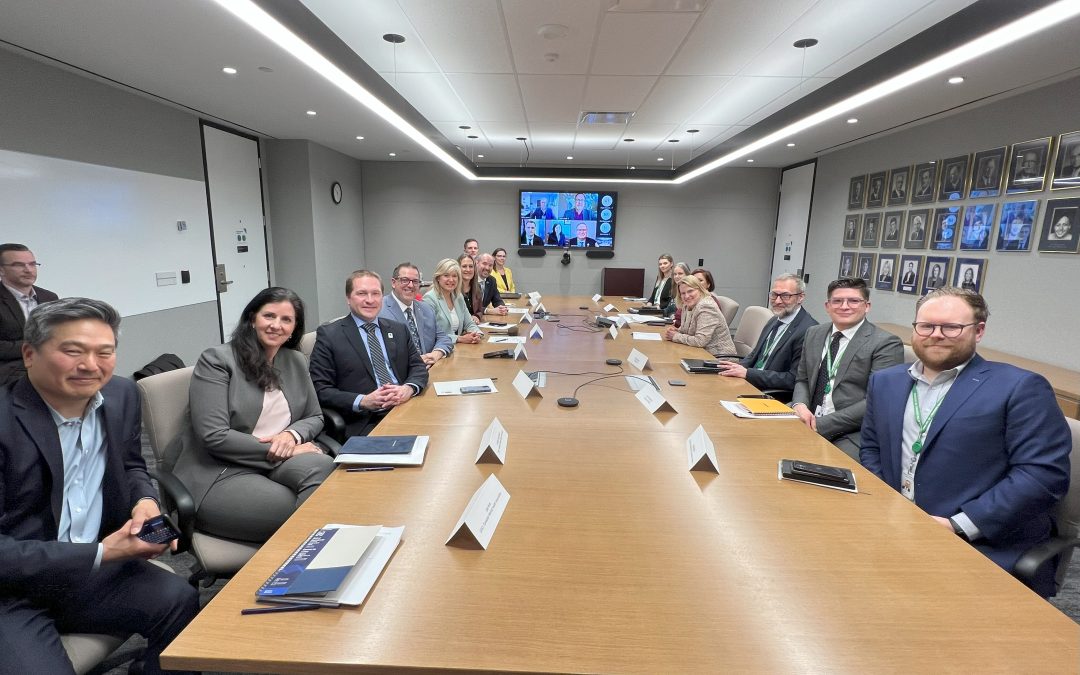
[822,340,847,395]
[755,324,785,368]
[910,384,945,454]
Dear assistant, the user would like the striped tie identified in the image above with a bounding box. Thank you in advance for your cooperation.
[363,323,394,386]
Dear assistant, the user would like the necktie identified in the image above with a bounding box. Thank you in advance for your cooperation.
[404,306,422,354]
[754,322,780,369]
[362,323,395,386]
[810,331,842,410]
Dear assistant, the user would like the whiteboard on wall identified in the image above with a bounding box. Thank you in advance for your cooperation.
[0,148,215,316]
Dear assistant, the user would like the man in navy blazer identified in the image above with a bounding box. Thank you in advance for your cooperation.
[0,243,59,385]
[860,288,1070,597]
[310,270,428,437]
[0,297,198,673]
[717,273,817,396]
[379,262,453,367]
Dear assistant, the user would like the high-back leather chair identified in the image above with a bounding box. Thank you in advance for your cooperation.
[732,306,772,357]
[714,295,740,326]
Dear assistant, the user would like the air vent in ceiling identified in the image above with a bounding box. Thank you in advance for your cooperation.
[580,111,635,125]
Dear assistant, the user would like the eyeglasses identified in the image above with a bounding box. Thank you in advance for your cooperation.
[912,322,979,338]
[1,262,41,270]
[828,297,866,307]
[394,276,420,286]
[768,291,803,301]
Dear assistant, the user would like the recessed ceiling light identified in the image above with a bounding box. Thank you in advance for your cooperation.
[668,139,679,143]
[657,157,663,161]
[566,155,574,160]
[355,135,364,140]
[467,135,478,139]
[630,166,636,170]
[623,138,635,142]
[306,110,317,116]
[948,76,965,84]
[477,154,485,158]
[257,66,273,73]
[786,142,796,147]
[382,33,405,44]
[846,117,858,124]
[222,67,237,75]
[389,152,397,157]
[458,125,471,130]
[747,159,754,163]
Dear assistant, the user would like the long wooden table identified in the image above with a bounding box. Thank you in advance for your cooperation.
[163,296,1078,673]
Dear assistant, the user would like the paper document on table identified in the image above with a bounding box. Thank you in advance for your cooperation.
[488,336,526,344]
[320,525,404,606]
[631,331,662,341]
[434,379,498,396]
[720,400,800,419]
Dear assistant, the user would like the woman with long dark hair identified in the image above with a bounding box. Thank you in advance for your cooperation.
[172,287,334,543]
[456,253,484,323]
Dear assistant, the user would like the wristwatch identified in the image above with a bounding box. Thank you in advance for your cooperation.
[948,516,970,542]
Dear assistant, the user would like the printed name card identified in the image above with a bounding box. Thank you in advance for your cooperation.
[627,348,652,372]
[603,303,617,313]
[686,424,719,473]
[528,291,541,301]
[512,369,542,399]
[536,302,547,314]
[529,298,540,310]
[529,324,544,339]
[605,324,619,340]
[521,313,534,324]
[635,386,677,415]
[592,293,602,303]
[612,316,627,328]
[512,344,528,360]
[446,474,510,550]
[475,417,508,465]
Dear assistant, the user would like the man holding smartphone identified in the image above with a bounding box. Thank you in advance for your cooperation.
[0,297,198,674]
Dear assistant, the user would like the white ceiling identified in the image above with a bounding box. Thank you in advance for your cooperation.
[1,0,1079,175]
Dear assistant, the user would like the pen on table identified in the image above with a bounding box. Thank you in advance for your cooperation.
[347,466,395,472]
[241,603,325,615]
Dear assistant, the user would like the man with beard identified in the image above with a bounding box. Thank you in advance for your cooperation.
[716,273,817,398]
[860,288,1070,598]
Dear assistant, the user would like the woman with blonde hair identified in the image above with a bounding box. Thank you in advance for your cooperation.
[669,262,691,325]
[423,258,483,344]
[663,274,737,359]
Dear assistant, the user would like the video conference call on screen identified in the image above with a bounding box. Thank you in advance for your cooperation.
[519,190,617,249]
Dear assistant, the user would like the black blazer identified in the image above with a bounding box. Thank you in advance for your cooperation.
[309,315,428,437]
[738,307,818,392]
[0,376,155,597]
[479,276,504,312]
[0,285,59,385]
[649,277,673,308]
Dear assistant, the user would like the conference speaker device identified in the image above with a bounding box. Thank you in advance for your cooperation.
[518,248,546,258]
[557,397,580,408]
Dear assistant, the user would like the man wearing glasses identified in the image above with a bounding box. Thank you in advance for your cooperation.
[716,274,817,400]
[0,243,58,385]
[379,262,453,368]
[860,288,1069,597]
[791,278,904,459]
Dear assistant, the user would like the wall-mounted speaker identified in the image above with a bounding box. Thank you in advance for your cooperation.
[586,250,615,259]
[517,248,546,257]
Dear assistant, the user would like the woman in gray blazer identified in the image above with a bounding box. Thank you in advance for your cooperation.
[423,258,484,344]
[170,287,334,543]
[663,275,737,360]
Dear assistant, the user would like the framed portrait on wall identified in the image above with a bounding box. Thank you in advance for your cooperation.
[968,146,1007,198]
[861,212,882,247]
[930,206,961,250]
[1006,138,1052,194]
[897,255,923,294]
[953,258,987,293]
[1051,130,1080,191]
[886,166,911,206]
[874,254,897,291]
[959,203,995,251]
[1037,197,1080,253]
[838,251,856,278]
[881,211,904,249]
[904,208,930,249]
[843,214,861,247]
[848,175,867,209]
[855,253,876,282]
[996,200,1039,251]
[866,171,887,208]
[922,256,951,295]
[910,161,938,204]
[936,154,970,201]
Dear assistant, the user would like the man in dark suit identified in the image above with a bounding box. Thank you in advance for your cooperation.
[475,253,508,317]
[791,278,904,459]
[561,193,594,220]
[900,262,918,286]
[528,197,555,220]
[310,270,428,437]
[860,288,1070,597]
[379,262,453,368]
[520,219,543,246]
[717,274,817,397]
[567,222,597,248]
[0,243,59,385]
[0,297,198,674]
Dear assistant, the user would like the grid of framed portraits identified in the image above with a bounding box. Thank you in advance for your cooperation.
[841,129,1080,297]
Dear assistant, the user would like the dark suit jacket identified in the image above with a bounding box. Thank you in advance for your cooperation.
[567,237,596,248]
[379,295,453,356]
[648,277,673,308]
[0,376,155,596]
[528,207,555,219]
[309,315,428,437]
[860,356,1071,596]
[479,276,504,312]
[901,271,917,285]
[0,284,59,384]
[521,234,544,246]
[792,321,904,454]
[738,307,818,392]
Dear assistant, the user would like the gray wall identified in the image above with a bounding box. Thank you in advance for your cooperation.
[360,161,781,321]
[0,48,219,377]
[806,74,1080,369]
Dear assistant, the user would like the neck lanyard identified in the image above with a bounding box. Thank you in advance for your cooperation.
[759,323,786,363]
[910,384,945,454]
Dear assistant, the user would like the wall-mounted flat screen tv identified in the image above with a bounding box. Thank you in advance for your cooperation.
[518,190,617,249]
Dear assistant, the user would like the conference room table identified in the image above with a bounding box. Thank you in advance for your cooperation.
[162,295,1078,674]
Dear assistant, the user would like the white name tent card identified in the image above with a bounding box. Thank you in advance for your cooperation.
[512,344,528,360]
[521,313,534,324]
[488,335,526,344]
[446,474,510,550]
[603,303,617,313]
[605,325,619,340]
[475,417,508,465]
[506,307,529,314]
[536,302,548,314]
[635,386,677,415]
[627,348,653,372]
[686,425,719,473]
[528,291,541,301]
[512,369,543,399]
[529,324,544,339]
[612,316,628,328]
[592,293,602,303]
[631,331,662,341]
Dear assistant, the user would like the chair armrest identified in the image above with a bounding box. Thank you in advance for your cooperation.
[316,432,341,457]
[759,388,793,404]
[322,407,348,444]
[149,468,196,554]
[1013,536,1080,582]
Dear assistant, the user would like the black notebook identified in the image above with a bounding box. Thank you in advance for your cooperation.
[779,459,857,493]
[340,435,418,455]
[680,359,723,373]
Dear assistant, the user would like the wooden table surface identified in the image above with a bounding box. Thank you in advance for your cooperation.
[163,296,1079,674]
